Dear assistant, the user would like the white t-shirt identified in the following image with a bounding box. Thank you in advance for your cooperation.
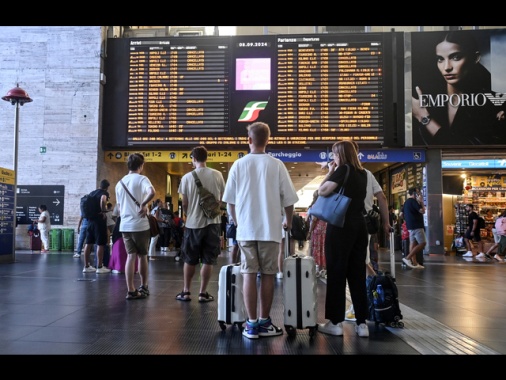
[115,173,155,232]
[38,210,51,230]
[178,167,225,229]
[365,168,382,212]
[223,153,299,243]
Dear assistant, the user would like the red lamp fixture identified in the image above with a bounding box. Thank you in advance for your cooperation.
[2,84,32,105]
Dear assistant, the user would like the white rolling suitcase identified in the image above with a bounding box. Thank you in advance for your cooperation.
[217,263,246,331]
[282,229,318,337]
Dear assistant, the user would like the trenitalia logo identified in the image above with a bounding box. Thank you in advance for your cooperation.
[418,92,506,107]
[238,101,268,122]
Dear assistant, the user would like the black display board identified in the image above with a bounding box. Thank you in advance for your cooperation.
[103,33,404,149]
[16,185,64,225]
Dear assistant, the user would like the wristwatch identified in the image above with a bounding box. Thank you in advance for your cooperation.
[420,115,431,126]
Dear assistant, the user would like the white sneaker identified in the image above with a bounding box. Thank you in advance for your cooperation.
[82,265,96,273]
[355,323,369,337]
[112,269,122,273]
[73,253,80,258]
[96,266,111,274]
[276,272,283,279]
[413,264,425,269]
[494,255,505,263]
[476,252,486,258]
[318,321,343,336]
[345,305,356,322]
[402,258,415,268]
[462,251,474,257]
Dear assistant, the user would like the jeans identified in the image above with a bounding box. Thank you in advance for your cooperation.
[76,218,89,255]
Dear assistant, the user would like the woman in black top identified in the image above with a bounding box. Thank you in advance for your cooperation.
[317,140,369,338]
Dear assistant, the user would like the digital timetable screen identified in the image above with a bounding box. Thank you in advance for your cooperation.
[102,33,404,149]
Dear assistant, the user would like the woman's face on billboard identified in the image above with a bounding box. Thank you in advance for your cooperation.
[435,40,473,86]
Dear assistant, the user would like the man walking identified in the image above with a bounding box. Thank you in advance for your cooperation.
[402,187,426,269]
[175,146,225,303]
[223,122,299,339]
[115,153,156,299]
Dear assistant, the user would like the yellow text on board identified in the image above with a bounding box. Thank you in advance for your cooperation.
[0,167,15,185]
[105,151,248,163]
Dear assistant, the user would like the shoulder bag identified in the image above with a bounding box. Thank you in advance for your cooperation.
[191,171,222,219]
[309,164,351,228]
[120,180,160,237]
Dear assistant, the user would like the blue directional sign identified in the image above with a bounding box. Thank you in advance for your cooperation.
[267,149,426,163]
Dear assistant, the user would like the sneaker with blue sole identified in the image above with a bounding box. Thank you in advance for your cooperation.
[258,317,283,337]
[242,320,259,339]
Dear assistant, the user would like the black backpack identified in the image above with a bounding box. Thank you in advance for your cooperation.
[366,272,404,328]
[80,190,102,219]
[477,217,486,229]
[290,215,306,241]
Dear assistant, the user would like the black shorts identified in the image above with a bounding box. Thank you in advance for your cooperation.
[465,229,481,242]
[85,217,108,246]
[181,224,221,266]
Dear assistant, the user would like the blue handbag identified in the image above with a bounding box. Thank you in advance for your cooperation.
[310,165,351,228]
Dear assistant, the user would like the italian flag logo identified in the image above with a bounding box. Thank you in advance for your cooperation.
[238,101,268,122]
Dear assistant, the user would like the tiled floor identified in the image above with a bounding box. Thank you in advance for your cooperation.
[1,244,506,358]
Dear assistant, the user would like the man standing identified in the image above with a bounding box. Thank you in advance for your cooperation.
[223,122,299,339]
[175,146,225,303]
[82,179,111,273]
[115,153,156,299]
[462,204,485,258]
[401,187,426,269]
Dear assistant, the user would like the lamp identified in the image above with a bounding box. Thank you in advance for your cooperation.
[3,84,32,259]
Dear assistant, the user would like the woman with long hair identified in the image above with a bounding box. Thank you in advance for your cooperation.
[317,140,369,338]
[412,31,506,145]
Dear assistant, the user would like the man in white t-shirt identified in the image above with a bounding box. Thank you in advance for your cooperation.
[223,122,299,340]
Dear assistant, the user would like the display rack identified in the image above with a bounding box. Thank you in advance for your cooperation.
[453,200,468,254]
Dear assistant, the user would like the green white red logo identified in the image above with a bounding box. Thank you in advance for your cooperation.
[238,101,268,122]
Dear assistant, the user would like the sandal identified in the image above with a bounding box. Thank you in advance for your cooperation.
[126,290,146,300]
[198,292,214,303]
[176,291,191,301]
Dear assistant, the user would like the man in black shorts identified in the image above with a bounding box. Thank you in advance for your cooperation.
[462,204,485,258]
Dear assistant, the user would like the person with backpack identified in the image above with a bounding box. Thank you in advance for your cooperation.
[82,179,112,273]
[483,210,506,262]
[462,204,486,259]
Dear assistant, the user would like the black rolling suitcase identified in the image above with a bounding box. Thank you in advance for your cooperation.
[282,229,318,337]
[366,229,404,328]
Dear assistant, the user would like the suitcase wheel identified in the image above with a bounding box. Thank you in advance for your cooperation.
[308,326,317,337]
[235,322,244,332]
[388,321,397,327]
[285,325,296,337]
[218,321,226,331]
[396,321,405,328]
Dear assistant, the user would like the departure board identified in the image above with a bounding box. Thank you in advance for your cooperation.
[103,34,403,149]
[276,37,383,142]
[127,38,229,145]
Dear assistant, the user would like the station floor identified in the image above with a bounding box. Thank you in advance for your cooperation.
[0,242,505,364]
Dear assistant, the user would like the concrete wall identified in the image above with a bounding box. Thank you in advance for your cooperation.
[0,26,104,249]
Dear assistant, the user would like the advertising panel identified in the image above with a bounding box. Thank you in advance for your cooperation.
[411,29,506,146]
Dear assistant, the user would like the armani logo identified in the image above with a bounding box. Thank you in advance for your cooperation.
[484,92,506,107]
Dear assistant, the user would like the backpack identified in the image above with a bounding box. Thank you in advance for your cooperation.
[290,215,307,241]
[192,171,222,219]
[364,205,380,235]
[80,190,101,219]
[366,272,404,328]
[477,216,486,229]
